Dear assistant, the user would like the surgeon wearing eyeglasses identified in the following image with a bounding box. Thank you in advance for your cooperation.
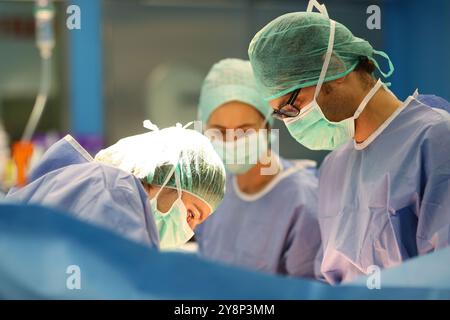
[248,0,450,284]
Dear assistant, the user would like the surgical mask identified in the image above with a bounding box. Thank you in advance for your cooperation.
[212,130,269,175]
[285,79,383,150]
[150,166,194,250]
[283,9,385,150]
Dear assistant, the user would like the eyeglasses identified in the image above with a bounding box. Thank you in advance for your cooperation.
[271,88,301,120]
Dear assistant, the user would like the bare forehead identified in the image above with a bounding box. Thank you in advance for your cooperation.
[208,101,264,125]
[212,101,261,116]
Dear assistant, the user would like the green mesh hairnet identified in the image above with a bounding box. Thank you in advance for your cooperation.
[248,11,393,101]
[95,123,226,211]
[198,58,274,126]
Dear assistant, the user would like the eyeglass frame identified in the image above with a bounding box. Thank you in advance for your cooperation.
[271,88,302,120]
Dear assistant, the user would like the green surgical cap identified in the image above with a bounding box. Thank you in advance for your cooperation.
[248,12,393,101]
[198,58,274,126]
[95,123,226,211]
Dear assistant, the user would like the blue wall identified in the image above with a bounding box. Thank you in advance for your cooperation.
[68,0,103,137]
[383,0,450,101]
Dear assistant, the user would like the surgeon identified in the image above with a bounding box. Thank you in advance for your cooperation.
[6,122,226,250]
[248,0,450,284]
[195,58,321,278]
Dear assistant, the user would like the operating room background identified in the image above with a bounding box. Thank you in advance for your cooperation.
[0,0,449,171]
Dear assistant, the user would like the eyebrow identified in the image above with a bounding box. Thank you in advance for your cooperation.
[209,122,261,129]
[238,123,262,128]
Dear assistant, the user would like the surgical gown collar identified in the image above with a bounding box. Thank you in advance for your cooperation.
[354,91,419,150]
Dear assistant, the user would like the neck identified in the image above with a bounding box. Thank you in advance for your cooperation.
[354,87,403,143]
[235,153,279,194]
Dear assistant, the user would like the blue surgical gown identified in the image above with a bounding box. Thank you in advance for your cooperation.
[196,157,321,278]
[6,135,159,248]
[317,94,450,284]
[417,94,450,113]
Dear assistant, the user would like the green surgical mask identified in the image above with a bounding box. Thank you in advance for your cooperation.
[150,166,194,250]
[284,18,384,150]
